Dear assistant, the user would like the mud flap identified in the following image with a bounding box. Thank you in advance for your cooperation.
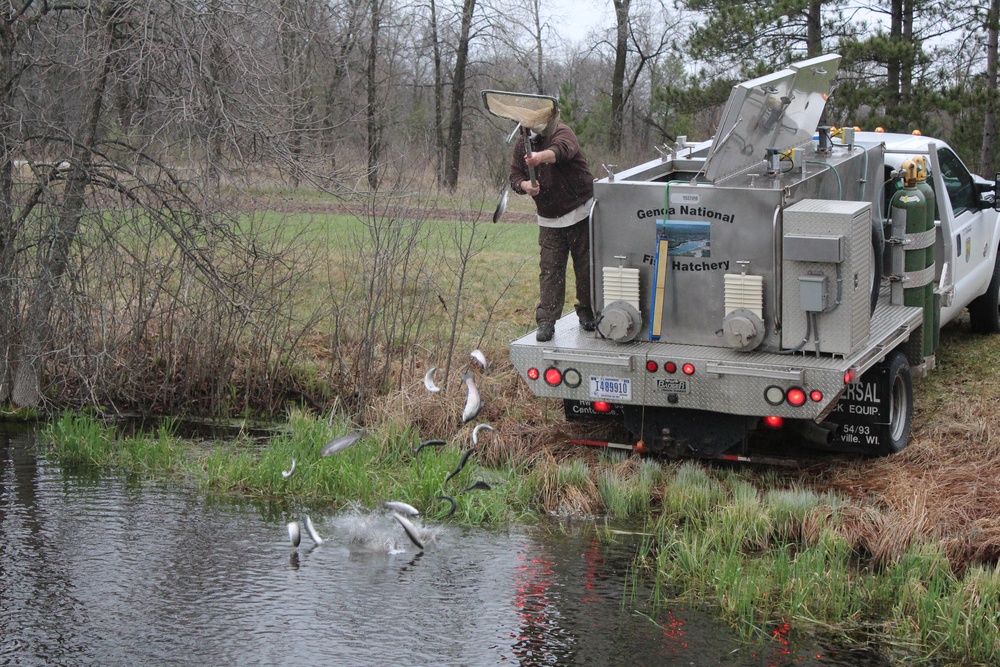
[820,351,912,455]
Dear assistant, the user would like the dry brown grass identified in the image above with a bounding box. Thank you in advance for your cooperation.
[366,316,1000,573]
[802,321,1000,573]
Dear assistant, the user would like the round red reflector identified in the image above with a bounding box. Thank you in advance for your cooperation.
[763,415,784,429]
[786,387,807,406]
[844,369,855,384]
[527,367,540,380]
[664,361,677,373]
[592,401,612,413]
[682,363,695,376]
[810,390,823,402]
[544,367,562,386]
[646,360,658,372]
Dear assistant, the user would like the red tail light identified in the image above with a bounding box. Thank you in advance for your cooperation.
[527,367,540,380]
[592,401,612,413]
[786,387,807,407]
[543,367,562,386]
[763,415,784,428]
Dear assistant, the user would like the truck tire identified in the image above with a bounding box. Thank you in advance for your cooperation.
[969,250,1000,334]
[876,350,913,455]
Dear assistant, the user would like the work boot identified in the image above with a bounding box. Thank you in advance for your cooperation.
[536,322,555,342]
[579,314,596,332]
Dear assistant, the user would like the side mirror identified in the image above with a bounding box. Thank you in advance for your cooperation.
[995,173,1000,212]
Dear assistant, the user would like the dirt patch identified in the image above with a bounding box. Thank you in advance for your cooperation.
[255,197,538,224]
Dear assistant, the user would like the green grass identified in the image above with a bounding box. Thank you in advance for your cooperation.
[645,463,1000,665]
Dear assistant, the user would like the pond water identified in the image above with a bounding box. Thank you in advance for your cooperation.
[0,424,893,666]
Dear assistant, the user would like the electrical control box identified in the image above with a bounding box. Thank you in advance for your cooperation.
[781,199,872,355]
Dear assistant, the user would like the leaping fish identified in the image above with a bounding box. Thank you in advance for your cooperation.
[472,424,494,446]
[287,521,302,547]
[281,458,296,478]
[444,447,476,484]
[423,367,441,393]
[460,372,482,423]
[412,439,446,458]
[303,515,324,545]
[320,429,368,457]
[492,185,508,224]
[381,500,420,517]
[437,494,457,518]
[470,349,488,372]
[459,480,492,494]
[393,512,425,551]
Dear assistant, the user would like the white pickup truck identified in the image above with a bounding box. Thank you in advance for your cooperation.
[504,54,1000,459]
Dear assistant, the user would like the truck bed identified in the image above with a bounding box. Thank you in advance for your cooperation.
[509,287,922,420]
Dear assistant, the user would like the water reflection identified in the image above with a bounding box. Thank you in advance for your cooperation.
[0,424,891,666]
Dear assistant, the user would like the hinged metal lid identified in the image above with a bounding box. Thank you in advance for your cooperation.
[702,54,841,182]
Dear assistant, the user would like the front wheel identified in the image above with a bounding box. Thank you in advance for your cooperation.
[969,249,1000,334]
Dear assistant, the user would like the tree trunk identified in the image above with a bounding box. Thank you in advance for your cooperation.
[806,0,822,57]
[429,0,446,187]
[0,21,17,403]
[443,0,477,191]
[981,0,1000,175]
[367,0,383,190]
[11,5,116,407]
[886,0,903,118]
[610,0,630,153]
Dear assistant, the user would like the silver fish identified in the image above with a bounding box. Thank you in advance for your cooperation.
[437,494,457,518]
[393,512,425,551]
[444,447,475,484]
[382,500,420,517]
[459,480,492,494]
[470,349,488,372]
[287,521,301,547]
[472,423,493,446]
[492,185,508,224]
[461,371,482,423]
[412,438,446,458]
[423,367,441,393]
[303,515,324,545]
[281,458,296,478]
[320,429,367,457]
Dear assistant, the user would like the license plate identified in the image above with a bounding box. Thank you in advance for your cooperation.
[589,376,631,400]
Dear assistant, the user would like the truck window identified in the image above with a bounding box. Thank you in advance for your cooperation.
[937,147,977,215]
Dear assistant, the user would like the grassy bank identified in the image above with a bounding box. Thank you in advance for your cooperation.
[43,377,1000,666]
[37,196,1000,666]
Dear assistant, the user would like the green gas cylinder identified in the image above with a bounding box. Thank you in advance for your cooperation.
[890,160,931,358]
[913,156,939,355]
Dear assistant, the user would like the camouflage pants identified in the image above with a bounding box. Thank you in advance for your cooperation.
[536,218,593,325]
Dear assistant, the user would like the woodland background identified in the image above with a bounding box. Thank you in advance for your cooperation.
[1,0,998,417]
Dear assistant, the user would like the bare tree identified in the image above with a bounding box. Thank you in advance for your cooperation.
[443,0,478,190]
[982,0,1000,173]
